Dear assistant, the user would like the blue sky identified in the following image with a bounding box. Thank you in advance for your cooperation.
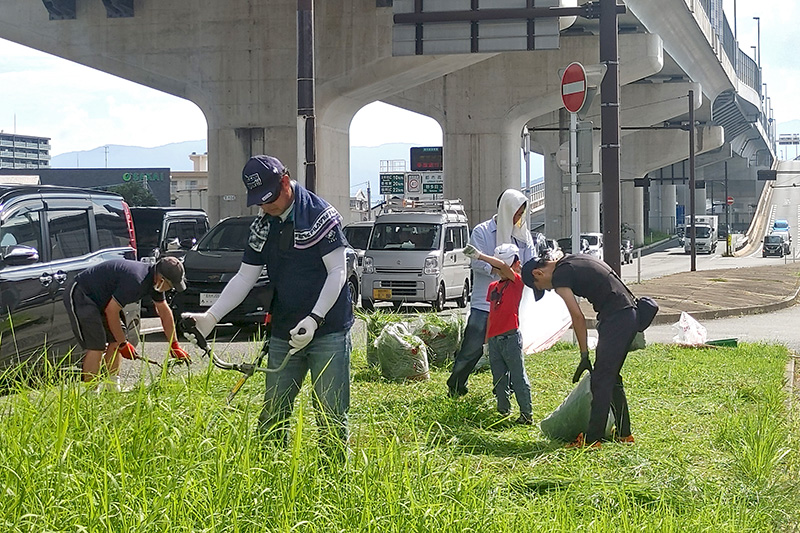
[0,0,795,158]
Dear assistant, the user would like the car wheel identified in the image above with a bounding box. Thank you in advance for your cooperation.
[361,298,374,312]
[456,280,469,308]
[347,277,358,313]
[431,284,446,312]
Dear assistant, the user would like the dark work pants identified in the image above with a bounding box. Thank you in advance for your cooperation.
[447,308,489,393]
[586,307,638,443]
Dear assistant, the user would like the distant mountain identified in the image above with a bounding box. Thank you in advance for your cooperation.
[51,140,207,171]
[49,141,540,198]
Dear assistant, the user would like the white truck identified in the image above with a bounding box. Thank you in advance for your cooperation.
[684,214,719,254]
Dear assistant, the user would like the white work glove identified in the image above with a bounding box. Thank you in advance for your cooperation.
[289,316,318,351]
[463,244,480,260]
[181,311,218,346]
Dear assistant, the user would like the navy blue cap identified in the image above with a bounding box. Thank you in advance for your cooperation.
[521,258,546,300]
[242,155,286,206]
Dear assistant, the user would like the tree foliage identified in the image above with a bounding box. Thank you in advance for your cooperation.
[107,182,159,206]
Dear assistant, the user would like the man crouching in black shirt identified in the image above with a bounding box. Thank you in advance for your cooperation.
[523,252,638,448]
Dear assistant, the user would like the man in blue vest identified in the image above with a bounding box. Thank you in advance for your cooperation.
[184,155,353,456]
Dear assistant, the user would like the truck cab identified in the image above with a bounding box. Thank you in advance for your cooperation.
[361,199,470,312]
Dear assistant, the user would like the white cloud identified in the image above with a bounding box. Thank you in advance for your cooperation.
[0,38,207,155]
[349,102,442,147]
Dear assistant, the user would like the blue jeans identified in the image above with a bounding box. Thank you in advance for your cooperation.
[487,330,531,415]
[447,308,489,393]
[258,330,351,451]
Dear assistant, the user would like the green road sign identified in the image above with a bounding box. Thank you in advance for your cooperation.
[380,173,405,194]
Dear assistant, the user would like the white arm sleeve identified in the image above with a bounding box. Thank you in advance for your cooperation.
[206,262,262,322]
[311,246,347,318]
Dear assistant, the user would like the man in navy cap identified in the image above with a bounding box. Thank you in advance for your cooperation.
[522,251,638,448]
[184,155,353,455]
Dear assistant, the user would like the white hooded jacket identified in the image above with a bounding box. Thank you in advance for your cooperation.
[495,189,533,249]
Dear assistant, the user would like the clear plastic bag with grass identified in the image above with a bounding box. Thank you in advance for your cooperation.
[375,322,430,381]
[539,373,615,442]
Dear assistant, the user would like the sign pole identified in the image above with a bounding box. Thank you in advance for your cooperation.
[561,62,587,256]
[570,111,581,256]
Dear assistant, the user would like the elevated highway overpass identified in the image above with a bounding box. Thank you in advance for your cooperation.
[0,0,775,261]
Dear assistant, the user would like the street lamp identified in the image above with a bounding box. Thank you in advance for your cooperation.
[753,16,760,68]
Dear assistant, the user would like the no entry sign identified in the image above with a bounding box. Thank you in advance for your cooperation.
[561,62,587,113]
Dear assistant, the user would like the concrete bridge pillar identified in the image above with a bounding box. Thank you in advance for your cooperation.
[656,183,677,233]
[620,181,644,245]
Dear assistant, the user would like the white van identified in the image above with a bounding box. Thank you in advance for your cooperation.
[361,199,470,311]
[580,232,604,261]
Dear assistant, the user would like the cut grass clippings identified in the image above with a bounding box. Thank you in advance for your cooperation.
[0,341,797,532]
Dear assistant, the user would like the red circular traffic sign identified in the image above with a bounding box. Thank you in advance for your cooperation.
[727,196,734,205]
[561,62,587,113]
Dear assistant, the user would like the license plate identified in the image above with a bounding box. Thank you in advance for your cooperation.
[199,292,220,307]
[373,288,392,300]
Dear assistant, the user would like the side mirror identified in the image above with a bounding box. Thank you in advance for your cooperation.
[1,245,40,266]
[444,241,455,252]
[179,238,196,249]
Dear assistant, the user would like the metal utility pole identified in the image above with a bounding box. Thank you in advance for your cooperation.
[297,0,316,192]
[599,0,621,274]
[522,126,532,229]
[688,89,697,272]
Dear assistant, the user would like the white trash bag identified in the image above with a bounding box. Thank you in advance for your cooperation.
[672,311,707,345]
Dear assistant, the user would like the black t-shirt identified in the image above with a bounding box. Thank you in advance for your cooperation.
[242,210,353,340]
[551,254,635,320]
[76,259,164,309]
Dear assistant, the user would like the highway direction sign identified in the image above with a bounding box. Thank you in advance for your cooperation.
[380,173,406,195]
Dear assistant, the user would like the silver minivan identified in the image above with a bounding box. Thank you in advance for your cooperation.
[361,200,470,311]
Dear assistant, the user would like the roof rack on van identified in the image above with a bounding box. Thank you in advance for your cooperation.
[379,198,467,222]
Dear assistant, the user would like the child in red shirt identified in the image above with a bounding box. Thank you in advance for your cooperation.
[464,243,532,424]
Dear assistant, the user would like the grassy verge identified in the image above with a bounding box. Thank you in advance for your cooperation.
[0,341,797,531]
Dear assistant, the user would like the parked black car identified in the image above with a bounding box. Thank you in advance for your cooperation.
[129,207,209,317]
[171,215,361,333]
[0,185,140,378]
[129,207,209,263]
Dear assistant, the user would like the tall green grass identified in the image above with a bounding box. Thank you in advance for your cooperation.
[0,341,797,531]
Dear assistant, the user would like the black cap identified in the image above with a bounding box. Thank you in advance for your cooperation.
[155,256,186,292]
[521,258,547,300]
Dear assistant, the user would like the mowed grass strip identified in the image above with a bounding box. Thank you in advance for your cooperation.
[0,341,797,532]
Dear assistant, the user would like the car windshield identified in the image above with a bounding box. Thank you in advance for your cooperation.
[581,234,599,246]
[368,223,440,251]
[343,225,372,250]
[197,218,254,251]
[686,227,712,239]
[765,235,783,244]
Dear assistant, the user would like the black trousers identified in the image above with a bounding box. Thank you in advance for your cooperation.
[586,307,638,443]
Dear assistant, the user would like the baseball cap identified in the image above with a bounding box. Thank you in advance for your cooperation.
[521,256,550,301]
[494,243,519,266]
[242,155,286,206]
[155,256,186,292]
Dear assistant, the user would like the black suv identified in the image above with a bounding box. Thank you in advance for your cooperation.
[0,185,140,376]
[172,215,361,332]
[129,207,209,317]
[128,207,209,262]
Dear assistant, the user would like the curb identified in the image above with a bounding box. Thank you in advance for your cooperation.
[585,283,800,329]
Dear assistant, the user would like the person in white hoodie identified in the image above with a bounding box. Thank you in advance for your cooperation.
[446,189,539,398]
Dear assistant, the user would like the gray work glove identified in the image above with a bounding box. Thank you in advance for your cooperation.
[572,351,593,383]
